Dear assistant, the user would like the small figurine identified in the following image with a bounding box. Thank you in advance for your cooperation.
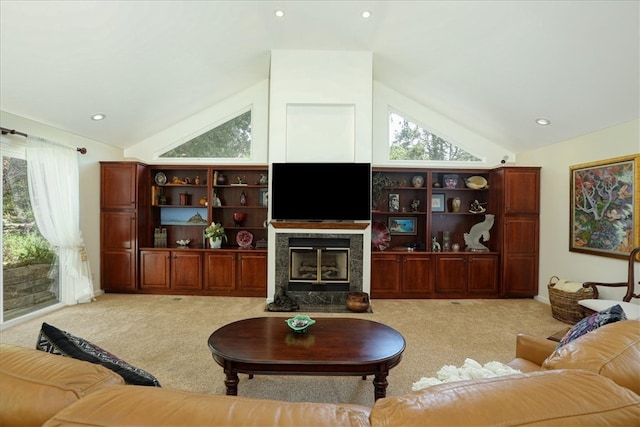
[411,199,421,212]
[240,191,247,206]
[469,200,487,214]
[432,235,441,252]
[194,176,201,185]
[184,176,191,184]
[258,174,268,185]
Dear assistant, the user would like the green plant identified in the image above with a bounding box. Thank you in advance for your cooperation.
[204,222,227,241]
[372,173,398,210]
[2,232,55,268]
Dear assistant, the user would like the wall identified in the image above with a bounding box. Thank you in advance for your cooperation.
[0,110,124,296]
[518,118,640,303]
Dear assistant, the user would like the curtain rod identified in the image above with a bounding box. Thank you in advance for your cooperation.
[1,127,87,154]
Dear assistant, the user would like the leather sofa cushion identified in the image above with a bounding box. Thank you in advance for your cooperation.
[0,344,124,427]
[43,384,372,427]
[542,320,640,394]
[369,369,640,426]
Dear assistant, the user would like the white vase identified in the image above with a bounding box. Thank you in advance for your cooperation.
[209,237,222,249]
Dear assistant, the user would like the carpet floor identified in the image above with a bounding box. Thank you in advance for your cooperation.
[0,294,566,407]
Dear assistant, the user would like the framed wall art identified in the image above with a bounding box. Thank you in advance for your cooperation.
[570,154,639,259]
[431,193,445,212]
[388,217,417,235]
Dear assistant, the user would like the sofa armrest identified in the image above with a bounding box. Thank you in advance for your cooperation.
[514,333,557,367]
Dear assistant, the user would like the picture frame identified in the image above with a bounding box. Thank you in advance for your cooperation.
[570,154,639,259]
[388,193,400,212]
[259,188,269,207]
[388,217,417,235]
[431,193,445,212]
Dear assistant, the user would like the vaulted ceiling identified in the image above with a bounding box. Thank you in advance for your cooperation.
[1,1,638,154]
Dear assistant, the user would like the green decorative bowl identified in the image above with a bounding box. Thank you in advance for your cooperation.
[286,315,315,333]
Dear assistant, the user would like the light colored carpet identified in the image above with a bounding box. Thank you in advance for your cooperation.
[0,294,566,407]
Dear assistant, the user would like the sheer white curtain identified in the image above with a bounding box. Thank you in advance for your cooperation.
[26,136,94,304]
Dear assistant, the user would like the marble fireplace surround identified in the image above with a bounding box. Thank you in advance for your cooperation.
[270,222,369,310]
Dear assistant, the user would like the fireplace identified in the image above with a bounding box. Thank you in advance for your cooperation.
[270,232,364,310]
[288,237,350,290]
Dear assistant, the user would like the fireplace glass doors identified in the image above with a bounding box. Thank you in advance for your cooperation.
[288,238,350,285]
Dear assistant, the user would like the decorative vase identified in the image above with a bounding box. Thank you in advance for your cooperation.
[209,237,223,249]
[452,197,461,213]
[233,212,246,226]
[346,291,370,313]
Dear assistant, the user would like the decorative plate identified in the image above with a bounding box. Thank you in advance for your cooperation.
[371,221,391,251]
[236,230,253,248]
[154,172,167,185]
[411,175,424,188]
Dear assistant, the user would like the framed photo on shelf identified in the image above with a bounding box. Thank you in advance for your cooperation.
[569,154,639,259]
[388,193,400,212]
[388,217,417,235]
[259,188,269,207]
[431,193,445,212]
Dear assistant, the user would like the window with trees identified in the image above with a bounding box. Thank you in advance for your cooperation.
[160,110,252,158]
[389,111,482,162]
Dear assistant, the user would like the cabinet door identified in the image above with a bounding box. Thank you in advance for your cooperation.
[502,255,538,296]
[101,250,136,291]
[402,255,433,295]
[504,168,540,214]
[467,254,498,294]
[237,252,267,295]
[140,250,171,290]
[101,163,138,209]
[370,254,402,298]
[101,212,136,250]
[203,253,237,293]
[434,254,466,294]
[171,252,202,290]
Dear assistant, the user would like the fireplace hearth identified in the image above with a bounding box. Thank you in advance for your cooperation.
[268,232,364,312]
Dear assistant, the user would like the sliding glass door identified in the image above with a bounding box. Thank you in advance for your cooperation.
[2,139,59,323]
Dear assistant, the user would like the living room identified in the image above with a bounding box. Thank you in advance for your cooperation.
[1,2,639,424]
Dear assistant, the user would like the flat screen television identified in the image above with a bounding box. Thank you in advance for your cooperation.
[271,162,371,221]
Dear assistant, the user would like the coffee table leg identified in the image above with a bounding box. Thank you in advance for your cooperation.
[224,369,239,396]
[373,371,389,400]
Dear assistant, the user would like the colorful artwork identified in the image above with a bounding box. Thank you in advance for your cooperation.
[570,155,639,258]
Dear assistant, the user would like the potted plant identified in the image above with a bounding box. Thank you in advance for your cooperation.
[372,173,398,211]
[204,222,227,248]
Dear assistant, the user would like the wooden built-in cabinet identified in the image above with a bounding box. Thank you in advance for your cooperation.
[139,250,203,291]
[370,252,433,298]
[371,166,540,299]
[204,250,267,296]
[100,162,150,292]
[100,162,268,296]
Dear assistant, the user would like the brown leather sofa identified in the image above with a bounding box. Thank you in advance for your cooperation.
[1,320,638,426]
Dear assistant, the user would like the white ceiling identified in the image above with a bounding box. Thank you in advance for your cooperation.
[1,1,638,154]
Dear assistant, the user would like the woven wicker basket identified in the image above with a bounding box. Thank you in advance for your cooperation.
[548,276,595,324]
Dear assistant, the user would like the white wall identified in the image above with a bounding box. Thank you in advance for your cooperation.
[1,110,124,295]
[518,118,640,303]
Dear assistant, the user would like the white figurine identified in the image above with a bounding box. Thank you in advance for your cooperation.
[464,214,495,252]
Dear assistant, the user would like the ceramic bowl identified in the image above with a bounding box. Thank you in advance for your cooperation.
[176,239,191,247]
[286,315,316,333]
[465,176,488,190]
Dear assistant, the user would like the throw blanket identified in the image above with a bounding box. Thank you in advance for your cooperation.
[412,358,521,391]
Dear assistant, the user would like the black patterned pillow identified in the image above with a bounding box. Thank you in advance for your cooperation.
[36,322,161,387]
[556,304,627,350]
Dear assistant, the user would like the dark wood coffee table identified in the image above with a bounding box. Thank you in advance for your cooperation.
[208,317,406,401]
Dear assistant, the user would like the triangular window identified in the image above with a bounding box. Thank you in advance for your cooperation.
[160,110,252,159]
[389,111,481,162]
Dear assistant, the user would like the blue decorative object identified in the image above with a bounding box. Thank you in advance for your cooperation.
[286,315,316,333]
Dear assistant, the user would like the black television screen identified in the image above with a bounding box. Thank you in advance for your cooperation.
[271,162,371,221]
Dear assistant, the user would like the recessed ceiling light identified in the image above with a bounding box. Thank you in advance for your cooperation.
[91,113,106,121]
[274,10,284,18]
[535,118,550,126]
[361,10,372,18]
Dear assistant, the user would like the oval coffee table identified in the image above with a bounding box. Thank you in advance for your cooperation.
[208,317,406,401]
